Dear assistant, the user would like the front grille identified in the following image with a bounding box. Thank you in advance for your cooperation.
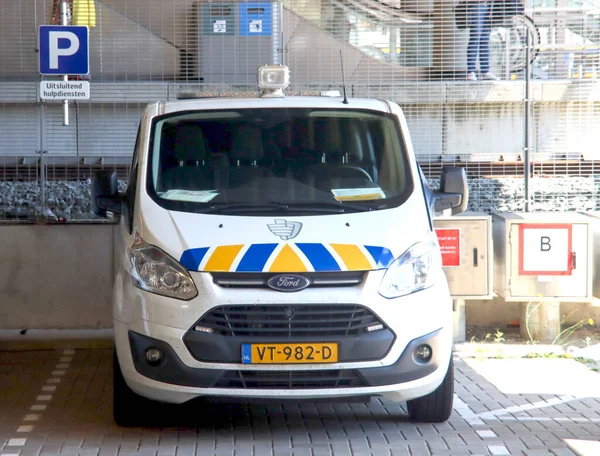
[194,304,386,337]
[214,369,365,389]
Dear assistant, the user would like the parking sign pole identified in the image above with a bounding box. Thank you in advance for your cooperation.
[38,101,47,218]
[61,1,69,126]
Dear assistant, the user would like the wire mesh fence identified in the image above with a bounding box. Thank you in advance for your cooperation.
[0,0,599,222]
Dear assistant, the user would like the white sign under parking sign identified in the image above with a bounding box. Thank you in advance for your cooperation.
[40,80,90,100]
[518,224,573,275]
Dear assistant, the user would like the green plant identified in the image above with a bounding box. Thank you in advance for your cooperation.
[524,298,542,344]
[493,329,505,344]
[552,318,595,346]
[524,296,594,346]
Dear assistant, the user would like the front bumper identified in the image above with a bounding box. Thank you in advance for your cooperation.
[114,270,453,404]
[117,323,451,404]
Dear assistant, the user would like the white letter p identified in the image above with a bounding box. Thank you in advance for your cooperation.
[49,31,80,70]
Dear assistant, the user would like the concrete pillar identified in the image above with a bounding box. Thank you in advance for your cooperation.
[520,300,561,343]
[453,298,466,342]
[431,0,466,78]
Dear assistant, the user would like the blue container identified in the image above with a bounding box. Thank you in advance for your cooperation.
[239,3,272,37]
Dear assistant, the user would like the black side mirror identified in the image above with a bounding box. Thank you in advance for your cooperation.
[434,166,468,215]
[91,170,122,217]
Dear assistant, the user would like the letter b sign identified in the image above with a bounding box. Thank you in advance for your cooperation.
[39,26,89,75]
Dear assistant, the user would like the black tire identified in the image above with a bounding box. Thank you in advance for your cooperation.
[406,358,454,423]
[113,350,152,426]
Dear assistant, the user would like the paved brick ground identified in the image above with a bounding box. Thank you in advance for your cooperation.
[1,349,599,456]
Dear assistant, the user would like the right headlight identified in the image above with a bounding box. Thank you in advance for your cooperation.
[128,233,198,300]
[378,239,442,299]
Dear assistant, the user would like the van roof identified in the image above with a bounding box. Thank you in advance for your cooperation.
[156,96,393,115]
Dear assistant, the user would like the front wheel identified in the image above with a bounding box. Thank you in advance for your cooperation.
[406,358,454,422]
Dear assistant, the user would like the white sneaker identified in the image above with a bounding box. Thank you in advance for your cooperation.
[481,72,499,81]
[467,72,477,81]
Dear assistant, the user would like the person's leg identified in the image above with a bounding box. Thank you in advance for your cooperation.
[466,4,484,74]
[478,3,492,74]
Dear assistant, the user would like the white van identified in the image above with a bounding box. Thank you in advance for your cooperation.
[92,65,468,426]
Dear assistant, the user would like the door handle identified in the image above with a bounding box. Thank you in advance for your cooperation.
[473,248,478,267]
[572,251,577,270]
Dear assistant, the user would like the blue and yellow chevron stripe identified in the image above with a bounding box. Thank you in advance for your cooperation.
[180,243,394,273]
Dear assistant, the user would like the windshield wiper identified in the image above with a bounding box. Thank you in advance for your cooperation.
[277,200,382,213]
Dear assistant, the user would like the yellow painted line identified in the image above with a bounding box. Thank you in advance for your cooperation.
[330,244,372,271]
[269,244,308,272]
[204,245,244,272]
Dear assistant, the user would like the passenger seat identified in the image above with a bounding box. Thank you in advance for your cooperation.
[229,125,273,188]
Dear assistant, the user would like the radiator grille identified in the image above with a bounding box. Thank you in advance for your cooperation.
[194,304,385,337]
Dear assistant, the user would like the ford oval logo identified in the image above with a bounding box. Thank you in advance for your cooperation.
[267,274,310,292]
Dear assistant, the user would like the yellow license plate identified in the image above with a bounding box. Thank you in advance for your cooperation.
[241,343,339,364]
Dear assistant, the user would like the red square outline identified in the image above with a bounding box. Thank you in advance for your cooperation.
[518,223,573,276]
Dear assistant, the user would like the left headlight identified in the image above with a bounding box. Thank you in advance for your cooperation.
[128,233,198,300]
[378,239,442,299]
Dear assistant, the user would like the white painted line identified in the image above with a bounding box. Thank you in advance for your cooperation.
[565,439,600,456]
[477,395,577,420]
[7,439,27,447]
[493,415,600,423]
[488,445,510,455]
[477,430,497,438]
[453,395,485,426]
[7,349,73,455]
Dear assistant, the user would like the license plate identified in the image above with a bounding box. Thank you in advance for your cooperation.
[241,343,339,364]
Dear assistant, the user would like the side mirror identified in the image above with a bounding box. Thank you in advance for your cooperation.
[434,166,468,215]
[91,170,122,217]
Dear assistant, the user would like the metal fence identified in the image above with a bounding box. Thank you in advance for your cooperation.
[1,0,599,222]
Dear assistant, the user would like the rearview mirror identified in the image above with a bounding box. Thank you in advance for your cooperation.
[434,166,468,215]
[91,170,122,217]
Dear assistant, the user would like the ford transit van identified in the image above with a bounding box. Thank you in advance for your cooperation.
[92,65,468,425]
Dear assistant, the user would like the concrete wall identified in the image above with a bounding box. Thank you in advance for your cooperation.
[0,225,114,329]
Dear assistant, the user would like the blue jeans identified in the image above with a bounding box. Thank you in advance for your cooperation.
[467,2,491,73]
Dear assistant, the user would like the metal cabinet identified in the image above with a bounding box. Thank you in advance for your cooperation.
[433,213,493,299]
[493,212,593,302]
[581,211,600,299]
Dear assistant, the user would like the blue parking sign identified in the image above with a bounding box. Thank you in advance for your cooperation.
[39,25,89,75]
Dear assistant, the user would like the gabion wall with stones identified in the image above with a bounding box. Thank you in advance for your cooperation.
[1,176,599,222]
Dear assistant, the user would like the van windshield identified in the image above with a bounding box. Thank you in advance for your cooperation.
[147,108,413,215]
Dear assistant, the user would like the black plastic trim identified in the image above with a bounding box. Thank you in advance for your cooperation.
[183,329,395,363]
[128,328,445,390]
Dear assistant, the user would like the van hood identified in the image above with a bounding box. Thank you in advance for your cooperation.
[138,195,431,273]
